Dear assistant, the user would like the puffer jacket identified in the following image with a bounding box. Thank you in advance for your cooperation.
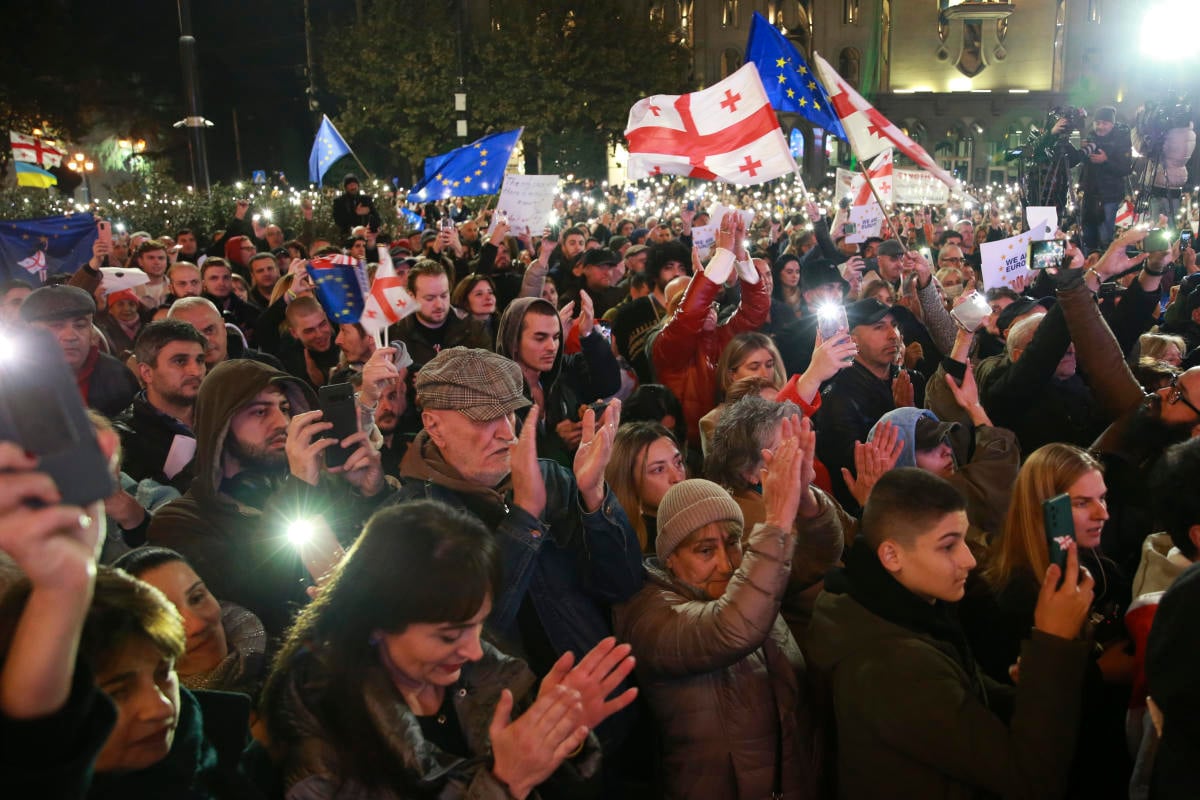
[613,522,815,800]
[1132,124,1196,189]
[651,250,769,447]
[267,641,600,800]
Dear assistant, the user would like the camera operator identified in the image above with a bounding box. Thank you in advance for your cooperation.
[1080,107,1133,254]
[1029,108,1084,220]
[1132,101,1196,223]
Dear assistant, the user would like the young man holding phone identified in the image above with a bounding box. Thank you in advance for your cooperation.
[807,468,1095,799]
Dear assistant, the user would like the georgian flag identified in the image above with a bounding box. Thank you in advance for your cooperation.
[359,246,417,336]
[10,131,65,168]
[850,149,893,208]
[624,63,797,186]
[812,53,968,197]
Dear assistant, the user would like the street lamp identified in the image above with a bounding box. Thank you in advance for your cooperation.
[67,153,95,202]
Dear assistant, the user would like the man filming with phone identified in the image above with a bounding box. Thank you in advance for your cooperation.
[147,358,392,637]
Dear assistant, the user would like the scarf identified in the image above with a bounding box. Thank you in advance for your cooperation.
[75,345,101,405]
[826,536,978,677]
[399,432,513,529]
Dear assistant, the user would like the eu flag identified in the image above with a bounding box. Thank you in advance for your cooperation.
[399,208,425,231]
[309,253,369,323]
[406,128,523,202]
[0,214,98,283]
[308,115,353,185]
[745,12,846,140]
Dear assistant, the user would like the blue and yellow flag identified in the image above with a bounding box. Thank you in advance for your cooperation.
[15,162,58,189]
[407,128,522,202]
[309,253,368,323]
[308,115,353,185]
[745,12,846,140]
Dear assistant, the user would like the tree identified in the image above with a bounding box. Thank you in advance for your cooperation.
[317,0,690,182]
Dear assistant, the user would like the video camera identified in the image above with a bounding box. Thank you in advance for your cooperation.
[1134,99,1192,160]
[1049,106,1088,134]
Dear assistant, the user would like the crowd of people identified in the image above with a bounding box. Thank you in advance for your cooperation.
[2,148,1200,800]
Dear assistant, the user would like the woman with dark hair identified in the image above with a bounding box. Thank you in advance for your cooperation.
[451,273,499,346]
[113,547,267,701]
[261,500,635,799]
[772,253,804,318]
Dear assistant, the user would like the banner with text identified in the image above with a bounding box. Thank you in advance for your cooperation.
[491,174,560,238]
[980,231,1032,290]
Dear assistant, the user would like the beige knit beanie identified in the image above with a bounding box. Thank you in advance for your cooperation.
[656,479,744,562]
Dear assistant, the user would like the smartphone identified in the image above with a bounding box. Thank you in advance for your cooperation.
[843,222,857,234]
[1028,238,1066,270]
[1145,228,1171,253]
[497,209,509,226]
[0,328,117,507]
[1043,493,1075,571]
[949,290,991,332]
[317,383,359,468]
[97,220,112,249]
[291,516,346,586]
[439,217,454,232]
[816,303,850,342]
[686,200,696,212]
[1181,230,1193,250]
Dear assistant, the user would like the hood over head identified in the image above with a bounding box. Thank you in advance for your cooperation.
[495,296,564,385]
[192,359,316,502]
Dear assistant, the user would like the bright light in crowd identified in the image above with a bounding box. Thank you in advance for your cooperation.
[816,303,843,322]
[1141,2,1198,59]
[286,519,314,547]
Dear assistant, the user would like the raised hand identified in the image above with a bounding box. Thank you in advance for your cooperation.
[328,430,384,497]
[1033,539,1095,640]
[944,362,992,426]
[286,410,336,486]
[760,416,806,531]
[891,370,915,408]
[573,400,620,512]
[510,406,546,519]
[1095,227,1150,280]
[557,300,576,332]
[540,637,638,731]
[490,686,587,800]
[577,290,595,338]
[359,347,401,409]
[841,423,903,508]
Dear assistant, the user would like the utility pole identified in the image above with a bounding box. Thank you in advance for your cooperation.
[454,0,468,140]
[303,0,320,122]
[176,0,212,195]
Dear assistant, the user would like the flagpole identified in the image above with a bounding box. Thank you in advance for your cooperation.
[857,162,906,253]
[350,153,375,183]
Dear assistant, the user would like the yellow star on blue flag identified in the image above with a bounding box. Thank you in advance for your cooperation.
[407,128,523,202]
[309,253,369,323]
[744,12,846,140]
[308,115,353,184]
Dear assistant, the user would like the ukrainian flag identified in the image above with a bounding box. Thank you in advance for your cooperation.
[15,162,57,188]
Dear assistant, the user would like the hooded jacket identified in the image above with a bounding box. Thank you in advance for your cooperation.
[614,522,814,800]
[495,297,622,466]
[805,539,1090,800]
[147,359,390,638]
[869,406,1019,542]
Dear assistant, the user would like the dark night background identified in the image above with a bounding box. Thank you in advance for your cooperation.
[1,0,351,184]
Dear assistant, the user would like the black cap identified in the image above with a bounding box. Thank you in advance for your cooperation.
[343,173,359,187]
[19,285,96,323]
[582,248,620,267]
[914,416,960,450]
[877,239,906,258]
[845,297,894,329]
[801,258,849,292]
[996,296,1053,335]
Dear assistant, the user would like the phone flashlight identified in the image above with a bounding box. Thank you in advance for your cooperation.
[286,519,315,547]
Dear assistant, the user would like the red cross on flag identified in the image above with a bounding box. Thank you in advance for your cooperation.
[812,53,967,197]
[624,63,797,186]
[850,149,893,207]
[359,247,416,337]
[10,131,65,169]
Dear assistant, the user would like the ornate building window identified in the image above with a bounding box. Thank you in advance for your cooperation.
[721,47,742,78]
[844,0,859,24]
[839,48,862,87]
[722,0,739,28]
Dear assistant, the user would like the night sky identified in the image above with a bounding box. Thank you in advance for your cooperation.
[2,0,352,184]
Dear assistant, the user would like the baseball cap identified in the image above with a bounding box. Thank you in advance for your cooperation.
[801,259,850,292]
[582,248,620,267]
[414,347,531,421]
[914,416,960,451]
[845,298,894,329]
[996,296,1053,335]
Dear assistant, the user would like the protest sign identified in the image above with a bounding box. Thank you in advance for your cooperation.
[846,203,885,243]
[980,231,1032,290]
[491,174,559,237]
[1026,206,1057,241]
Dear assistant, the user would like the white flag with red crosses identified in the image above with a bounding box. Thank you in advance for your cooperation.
[849,149,894,208]
[359,246,416,336]
[624,63,797,186]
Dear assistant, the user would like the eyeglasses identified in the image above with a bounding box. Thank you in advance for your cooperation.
[939,256,965,264]
[1168,374,1200,418]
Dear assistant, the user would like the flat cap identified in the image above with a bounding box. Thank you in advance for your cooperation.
[19,285,96,322]
[415,347,531,422]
